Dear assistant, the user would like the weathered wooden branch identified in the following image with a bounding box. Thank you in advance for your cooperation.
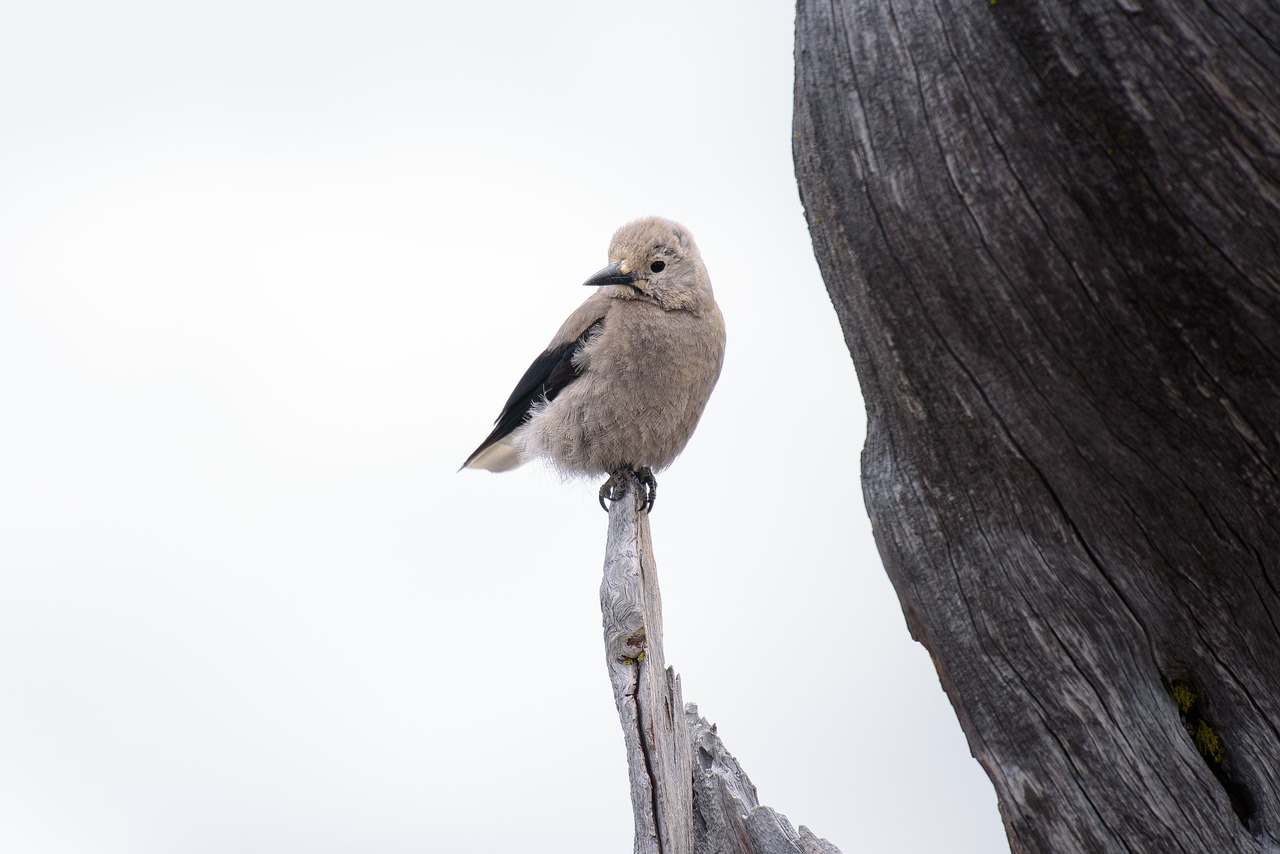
[687,705,844,854]
[600,473,842,854]
[601,476,693,854]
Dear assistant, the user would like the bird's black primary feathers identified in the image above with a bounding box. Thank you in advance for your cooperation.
[462,316,605,468]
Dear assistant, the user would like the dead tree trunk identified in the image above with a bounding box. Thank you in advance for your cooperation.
[793,1,1280,851]
[600,475,843,854]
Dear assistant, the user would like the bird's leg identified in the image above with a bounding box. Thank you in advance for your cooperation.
[637,466,657,514]
[598,469,631,512]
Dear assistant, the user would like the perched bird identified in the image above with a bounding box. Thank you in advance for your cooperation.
[462,216,726,512]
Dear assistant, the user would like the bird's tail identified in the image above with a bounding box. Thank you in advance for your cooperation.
[460,440,524,473]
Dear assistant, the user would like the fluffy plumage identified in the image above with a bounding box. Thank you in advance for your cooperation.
[462,216,726,510]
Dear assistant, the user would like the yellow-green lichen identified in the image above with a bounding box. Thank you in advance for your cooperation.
[1171,680,1226,764]
[1195,721,1224,763]
[1171,682,1196,713]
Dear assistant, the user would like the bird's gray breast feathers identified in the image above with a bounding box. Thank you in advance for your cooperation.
[518,301,724,476]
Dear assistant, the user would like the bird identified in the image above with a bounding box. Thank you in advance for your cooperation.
[461,216,726,513]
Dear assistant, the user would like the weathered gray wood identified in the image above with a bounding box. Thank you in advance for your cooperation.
[688,705,843,854]
[601,474,843,854]
[794,0,1280,851]
[601,473,693,854]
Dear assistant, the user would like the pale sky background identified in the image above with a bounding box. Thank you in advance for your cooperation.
[0,3,1009,852]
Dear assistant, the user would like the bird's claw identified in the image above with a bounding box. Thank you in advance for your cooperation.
[598,468,658,514]
[637,466,656,514]
[599,472,625,512]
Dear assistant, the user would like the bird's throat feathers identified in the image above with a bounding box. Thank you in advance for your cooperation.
[605,278,712,314]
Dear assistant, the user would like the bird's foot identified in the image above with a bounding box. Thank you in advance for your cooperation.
[637,466,657,513]
[597,467,658,514]
[599,470,629,512]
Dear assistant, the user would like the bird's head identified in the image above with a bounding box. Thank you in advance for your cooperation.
[582,216,713,312]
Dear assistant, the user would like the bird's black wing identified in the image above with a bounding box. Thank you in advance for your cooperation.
[463,316,605,466]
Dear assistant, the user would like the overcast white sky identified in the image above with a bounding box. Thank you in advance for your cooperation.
[0,3,1008,852]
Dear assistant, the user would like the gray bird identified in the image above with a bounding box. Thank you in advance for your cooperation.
[462,216,726,512]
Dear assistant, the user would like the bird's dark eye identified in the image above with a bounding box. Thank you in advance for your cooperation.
[650,261,666,273]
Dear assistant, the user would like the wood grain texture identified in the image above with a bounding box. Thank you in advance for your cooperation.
[600,475,843,853]
[794,0,1280,851]
[602,474,693,854]
[688,705,843,854]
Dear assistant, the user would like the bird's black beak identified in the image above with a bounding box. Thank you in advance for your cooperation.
[582,261,635,288]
